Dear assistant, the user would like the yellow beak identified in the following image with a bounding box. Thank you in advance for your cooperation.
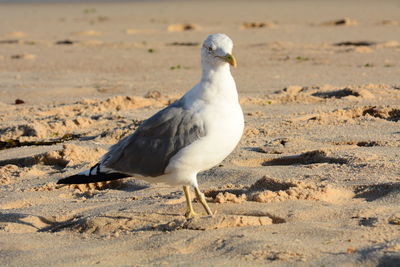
[224,53,237,67]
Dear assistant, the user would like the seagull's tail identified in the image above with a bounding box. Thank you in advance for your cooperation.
[57,163,129,184]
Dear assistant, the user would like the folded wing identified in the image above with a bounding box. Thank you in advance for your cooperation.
[101,100,206,177]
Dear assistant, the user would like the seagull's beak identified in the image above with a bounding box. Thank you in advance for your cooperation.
[223,53,237,67]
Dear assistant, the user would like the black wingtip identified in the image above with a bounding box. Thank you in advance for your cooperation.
[57,173,130,185]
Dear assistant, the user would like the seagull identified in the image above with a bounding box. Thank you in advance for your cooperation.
[57,33,244,218]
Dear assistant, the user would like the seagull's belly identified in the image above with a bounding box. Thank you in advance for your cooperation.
[165,103,244,179]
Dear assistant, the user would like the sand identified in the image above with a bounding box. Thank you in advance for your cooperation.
[1,0,400,266]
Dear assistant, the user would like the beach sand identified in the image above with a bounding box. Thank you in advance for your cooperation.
[1,0,400,266]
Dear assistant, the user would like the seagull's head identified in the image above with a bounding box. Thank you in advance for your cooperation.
[201,33,236,68]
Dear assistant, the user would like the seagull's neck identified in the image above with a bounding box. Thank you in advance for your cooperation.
[201,64,231,83]
[187,63,237,104]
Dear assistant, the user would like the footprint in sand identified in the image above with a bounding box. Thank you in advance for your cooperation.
[332,140,385,147]
[296,105,400,125]
[354,183,400,202]
[380,20,400,26]
[320,18,358,26]
[167,23,199,32]
[361,106,400,122]
[167,42,199,47]
[311,88,374,99]
[241,22,276,29]
[232,150,349,168]
[11,54,36,60]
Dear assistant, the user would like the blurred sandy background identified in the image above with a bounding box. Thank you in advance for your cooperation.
[1,0,400,266]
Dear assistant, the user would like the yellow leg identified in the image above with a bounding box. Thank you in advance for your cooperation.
[183,185,198,218]
[194,187,214,216]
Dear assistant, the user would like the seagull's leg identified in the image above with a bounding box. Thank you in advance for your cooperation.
[183,185,198,218]
[194,187,213,216]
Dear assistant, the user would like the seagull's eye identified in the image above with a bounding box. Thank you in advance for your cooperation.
[208,47,213,52]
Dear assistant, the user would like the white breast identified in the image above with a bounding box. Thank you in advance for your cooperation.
[163,75,244,186]
[164,105,243,184]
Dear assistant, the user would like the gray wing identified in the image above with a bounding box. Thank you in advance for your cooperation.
[101,99,206,177]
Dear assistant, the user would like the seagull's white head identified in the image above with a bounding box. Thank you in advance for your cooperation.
[201,33,236,68]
